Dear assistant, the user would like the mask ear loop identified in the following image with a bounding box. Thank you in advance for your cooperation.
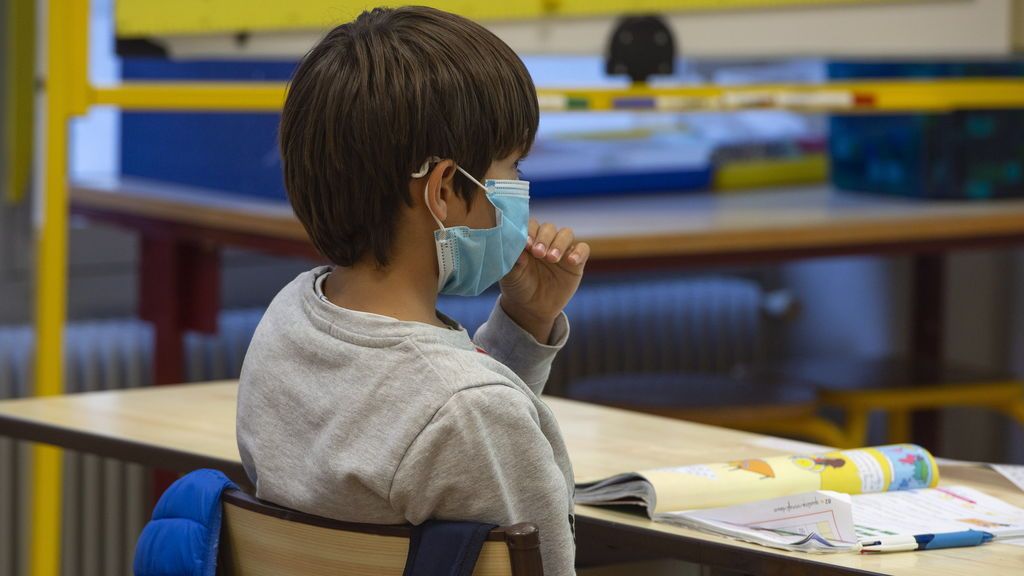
[454,165,488,193]
[413,157,447,237]
[453,165,498,225]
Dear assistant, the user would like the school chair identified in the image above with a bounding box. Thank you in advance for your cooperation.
[219,489,545,576]
[789,357,1024,447]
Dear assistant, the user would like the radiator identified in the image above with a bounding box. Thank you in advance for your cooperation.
[0,276,765,576]
[440,275,768,394]
[0,312,265,576]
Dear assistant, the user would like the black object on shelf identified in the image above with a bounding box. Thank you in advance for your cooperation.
[605,15,675,84]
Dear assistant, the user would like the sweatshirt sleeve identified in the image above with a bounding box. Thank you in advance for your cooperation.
[389,385,576,576]
[472,298,569,396]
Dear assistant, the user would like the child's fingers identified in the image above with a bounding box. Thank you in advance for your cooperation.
[564,242,591,269]
[546,227,575,262]
[531,222,558,258]
[526,218,540,247]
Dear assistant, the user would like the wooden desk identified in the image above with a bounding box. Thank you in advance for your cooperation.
[2,382,1022,576]
[72,177,1024,264]
[71,178,1024,446]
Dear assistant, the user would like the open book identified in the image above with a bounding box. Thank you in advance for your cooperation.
[659,485,1024,553]
[575,444,945,552]
[576,444,940,516]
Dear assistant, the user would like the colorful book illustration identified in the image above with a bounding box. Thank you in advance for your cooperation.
[575,444,940,516]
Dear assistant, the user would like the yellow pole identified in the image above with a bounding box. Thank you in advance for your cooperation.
[32,0,90,573]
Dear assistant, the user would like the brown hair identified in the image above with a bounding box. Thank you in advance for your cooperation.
[280,6,539,267]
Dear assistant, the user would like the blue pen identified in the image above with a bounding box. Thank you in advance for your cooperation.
[861,530,994,553]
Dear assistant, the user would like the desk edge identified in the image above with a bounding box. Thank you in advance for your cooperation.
[0,412,248,483]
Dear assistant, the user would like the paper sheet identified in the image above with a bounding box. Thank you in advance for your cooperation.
[991,464,1024,493]
[657,485,1024,554]
[934,456,987,468]
[657,491,858,553]
[934,458,1024,494]
[852,485,1024,539]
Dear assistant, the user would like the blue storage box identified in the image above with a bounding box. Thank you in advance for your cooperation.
[828,61,1024,200]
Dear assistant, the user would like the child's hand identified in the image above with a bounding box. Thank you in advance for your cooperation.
[498,218,590,344]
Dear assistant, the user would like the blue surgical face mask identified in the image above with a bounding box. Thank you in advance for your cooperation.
[413,158,530,297]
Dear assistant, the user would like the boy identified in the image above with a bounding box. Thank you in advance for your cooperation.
[236,6,588,575]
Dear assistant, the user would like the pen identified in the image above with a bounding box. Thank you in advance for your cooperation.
[860,530,994,553]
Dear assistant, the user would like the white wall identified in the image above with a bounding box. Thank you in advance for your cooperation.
[782,249,1024,462]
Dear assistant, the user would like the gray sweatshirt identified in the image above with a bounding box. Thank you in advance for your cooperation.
[237,267,575,575]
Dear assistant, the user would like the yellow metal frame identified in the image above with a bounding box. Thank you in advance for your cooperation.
[30,2,1024,574]
[33,1,83,572]
[92,82,288,111]
[538,80,1024,112]
[85,79,1024,113]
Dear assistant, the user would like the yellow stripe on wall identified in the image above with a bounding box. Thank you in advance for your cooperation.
[116,0,909,37]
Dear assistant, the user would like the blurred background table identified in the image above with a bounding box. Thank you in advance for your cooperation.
[72,178,1024,421]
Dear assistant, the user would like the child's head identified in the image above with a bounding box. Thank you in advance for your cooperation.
[280,6,538,269]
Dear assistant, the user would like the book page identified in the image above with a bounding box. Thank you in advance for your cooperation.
[747,436,832,454]
[642,460,820,513]
[852,485,1024,540]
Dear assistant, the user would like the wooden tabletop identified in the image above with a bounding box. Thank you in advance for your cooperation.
[71,177,1024,263]
[1,382,1022,575]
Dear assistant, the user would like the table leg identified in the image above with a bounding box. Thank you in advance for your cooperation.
[140,236,222,384]
[139,235,221,498]
[140,238,184,385]
[910,253,945,450]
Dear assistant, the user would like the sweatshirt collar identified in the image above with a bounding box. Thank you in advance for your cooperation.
[302,266,475,349]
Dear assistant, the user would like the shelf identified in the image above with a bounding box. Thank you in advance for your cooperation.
[92,78,1024,113]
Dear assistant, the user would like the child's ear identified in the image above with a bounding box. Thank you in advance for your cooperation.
[425,159,458,223]
[436,160,458,196]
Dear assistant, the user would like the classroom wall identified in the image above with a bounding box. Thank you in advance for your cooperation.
[783,250,1024,462]
[1009,251,1024,463]
[781,257,905,358]
[941,250,1014,463]
[1015,0,1024,51]
[0,0,312,326]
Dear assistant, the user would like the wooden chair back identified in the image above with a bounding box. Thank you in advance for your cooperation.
[219,490,543,576]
